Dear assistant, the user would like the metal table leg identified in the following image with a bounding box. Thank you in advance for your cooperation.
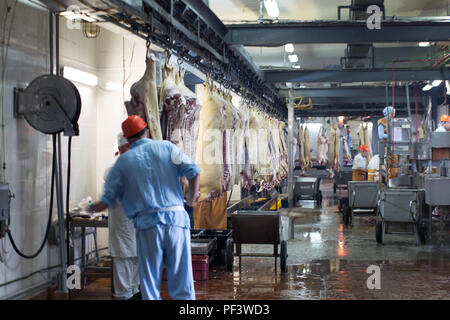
[81,227,86,289]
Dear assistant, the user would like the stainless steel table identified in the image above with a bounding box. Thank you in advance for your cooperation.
[69,217,112,291]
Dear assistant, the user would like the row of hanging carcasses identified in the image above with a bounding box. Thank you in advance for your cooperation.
[124,56,288,204]
[195,83,289,202]
[298,122,372,172]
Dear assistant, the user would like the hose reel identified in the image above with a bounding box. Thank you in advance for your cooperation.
[15,74,81,136]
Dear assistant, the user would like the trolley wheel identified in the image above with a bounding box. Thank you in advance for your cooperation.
[344,206,351,227]
[341,202,348,224]
[418,220,428,245]
[333,183,337,194]
[225,238,234,271]
[316,191,323,206]
[376,221,383,244]
[280,240,287,273]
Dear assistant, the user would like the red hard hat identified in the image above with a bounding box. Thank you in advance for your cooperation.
[440,114,450,122]
[360,145,370,152]
[122,115,147,138]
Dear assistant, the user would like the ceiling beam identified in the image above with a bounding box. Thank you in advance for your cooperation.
[277,86,430,98]
[265,68,450,83]
[295,107,424,117]
[300,96,426,105]
[225,21,450,46]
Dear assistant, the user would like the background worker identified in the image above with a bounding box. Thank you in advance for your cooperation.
[89,115,201,300]
[352,145,369,181]
[378,106,396,141]
[107,133,140,300]
[435,114,450,132]
[378,106,398,179]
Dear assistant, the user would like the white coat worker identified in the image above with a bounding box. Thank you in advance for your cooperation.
[352,145,369,181]
[106,133,140,300]
[88,115,201,300]
[435,114,450,132]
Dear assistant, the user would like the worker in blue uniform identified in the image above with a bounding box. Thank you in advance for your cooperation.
[89,115,201,300]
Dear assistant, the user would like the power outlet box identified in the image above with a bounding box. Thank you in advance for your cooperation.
[0,184,9,238]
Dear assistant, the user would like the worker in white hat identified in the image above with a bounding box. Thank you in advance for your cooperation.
[105,132,140,300]
[378,106,395,141]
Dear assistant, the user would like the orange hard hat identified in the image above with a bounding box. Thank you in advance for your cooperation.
[360,145,370,152]
[440,114,450,122]
[122,115,147,138]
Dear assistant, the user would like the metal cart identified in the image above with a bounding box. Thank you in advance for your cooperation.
[231,211,288,272]
[344,181,380,226]
[376,188,425,246]
[333,166,353,193]
[191,229,234,271]
[294,176,322,206]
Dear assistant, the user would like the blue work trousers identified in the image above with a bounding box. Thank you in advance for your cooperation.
[136,223,195,300]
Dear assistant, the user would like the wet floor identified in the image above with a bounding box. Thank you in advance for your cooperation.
[32,179,450,300]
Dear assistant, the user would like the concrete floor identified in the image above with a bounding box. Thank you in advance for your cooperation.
[31,179,450,300]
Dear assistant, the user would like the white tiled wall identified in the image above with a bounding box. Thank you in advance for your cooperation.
[0,1,148,299]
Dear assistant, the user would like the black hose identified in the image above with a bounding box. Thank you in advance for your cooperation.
[66,136,72,300]
[6,134,56,259]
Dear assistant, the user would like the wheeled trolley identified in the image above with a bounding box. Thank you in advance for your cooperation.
[191,229,234,271]
[294,177,322,206]
[231,211,288,272]
[376,188,425,246]
[344,181,380,226]
[333,166,353,194]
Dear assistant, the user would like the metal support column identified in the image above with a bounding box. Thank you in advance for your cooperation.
[288,89,294,209]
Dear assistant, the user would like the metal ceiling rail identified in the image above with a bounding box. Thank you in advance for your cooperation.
[225,21,450,46]
[295,106,425,117]
[277,86,429,98]
[265,68,450,83]
[292,96,426,105]
[39,0,287,119]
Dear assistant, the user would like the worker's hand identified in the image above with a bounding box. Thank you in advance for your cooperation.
[186,192,200,207]
[87,201,108,213]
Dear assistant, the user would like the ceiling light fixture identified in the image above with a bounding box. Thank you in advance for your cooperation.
[418,42,431,47]
[422,84,433,91]
[284,43,294,53]
[264,0,279,18]
[62,66,98,87]
[288,54,298,63]
[432,80,442,87]
[292,64,301,69]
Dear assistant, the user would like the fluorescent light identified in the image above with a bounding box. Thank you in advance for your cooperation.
[432,80,442,87]
[418,42,431,47]
[422,84,433,91]
[60,10,96,23]
[288,54,298,63]
[264,0,279,18]
[292,64,301,69]
[104,81,121,91]
[62,66,98,87]
[446,81,450,93]
[284,43,294,53]
[286,82,292,88]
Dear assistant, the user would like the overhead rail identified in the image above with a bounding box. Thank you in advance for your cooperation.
[225,20,450,46]
[39,0,287,118]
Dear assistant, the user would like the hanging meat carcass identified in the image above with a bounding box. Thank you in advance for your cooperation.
[195,84,224,202]
[159,64,186,147]
[278,121,288,179]
[125,54,163,140]
[342,135,352,164]
[241,105,254,189]
[176,71,202,161]
[316,127,329,166]
[298,125,304,169]
[221,92,235,192]
[303,125,311,170]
